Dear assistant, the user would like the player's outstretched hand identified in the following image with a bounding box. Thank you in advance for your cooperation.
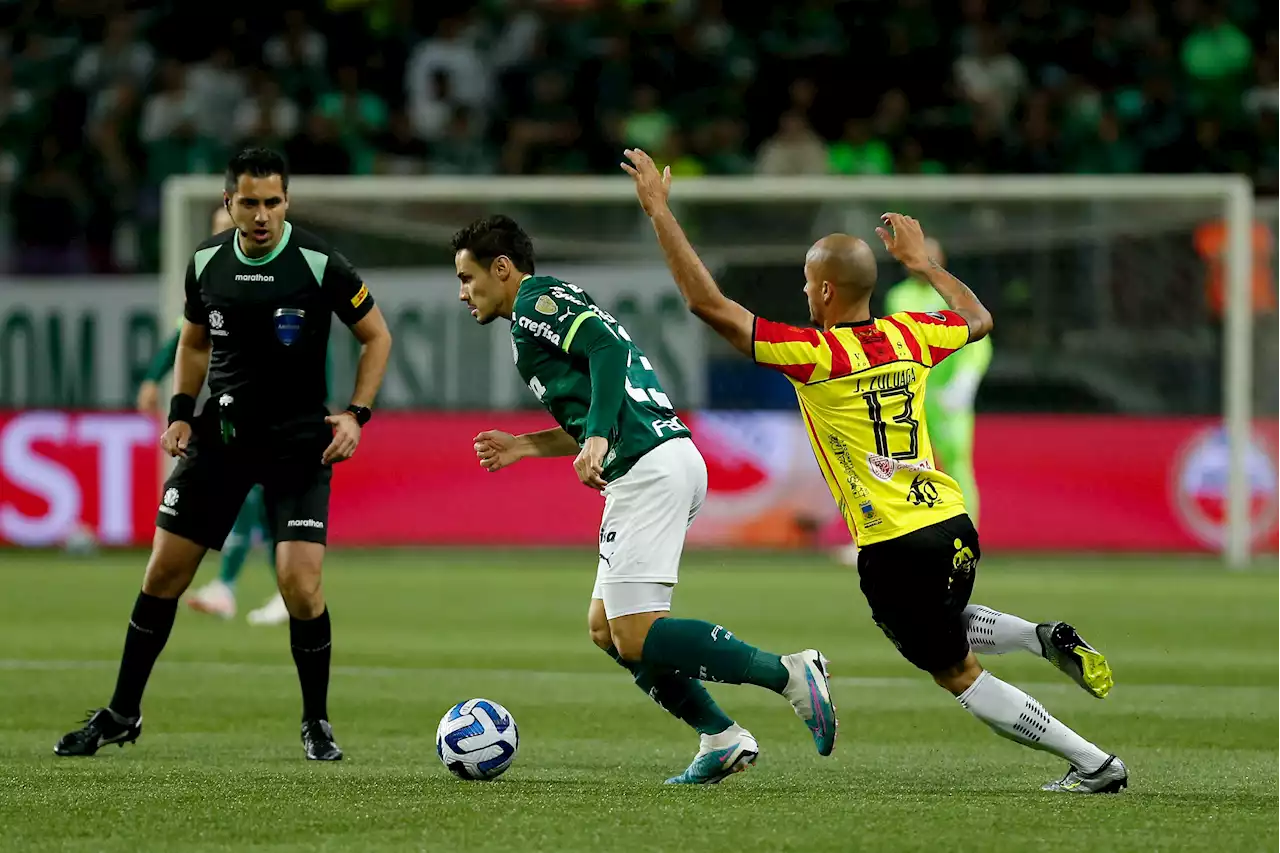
[574,436,609,491]
[876,212,933,271]
[620,148,671,217]
[161,420,192,458]
[322,413,361,464]
[474,430,525,473]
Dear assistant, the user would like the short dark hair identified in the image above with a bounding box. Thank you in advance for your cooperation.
[450,215,535,275]
[225,147,289,194]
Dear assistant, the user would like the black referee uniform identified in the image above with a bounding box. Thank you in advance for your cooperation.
[157,220,375,549]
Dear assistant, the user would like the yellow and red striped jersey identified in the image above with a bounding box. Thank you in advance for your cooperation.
[753,311,973,546]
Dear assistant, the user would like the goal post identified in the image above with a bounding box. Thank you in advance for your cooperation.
[161,174,1261,566]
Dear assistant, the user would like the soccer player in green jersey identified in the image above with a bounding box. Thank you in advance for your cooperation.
[453,215,838,784]
[137,206,287,625]
[837,238,992,566]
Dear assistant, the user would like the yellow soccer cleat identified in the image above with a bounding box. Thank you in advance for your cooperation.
[1036,622,1114,699]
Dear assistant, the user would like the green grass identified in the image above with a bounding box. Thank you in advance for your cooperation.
[0,549,1275,852]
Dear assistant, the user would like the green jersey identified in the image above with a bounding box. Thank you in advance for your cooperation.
[510,275,690,481]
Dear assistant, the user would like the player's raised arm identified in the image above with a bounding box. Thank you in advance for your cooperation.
[621,148,755,357]
[877,213,993,343]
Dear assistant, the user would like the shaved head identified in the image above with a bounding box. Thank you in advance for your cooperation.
[800,233,881,328]
[805,234,879,298]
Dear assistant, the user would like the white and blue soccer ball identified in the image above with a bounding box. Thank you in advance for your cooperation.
[436,698,519,780]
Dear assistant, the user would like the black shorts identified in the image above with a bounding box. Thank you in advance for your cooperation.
[856,514,980,673]
[155,415,332,551]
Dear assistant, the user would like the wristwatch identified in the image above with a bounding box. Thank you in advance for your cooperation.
[345,405,372,426]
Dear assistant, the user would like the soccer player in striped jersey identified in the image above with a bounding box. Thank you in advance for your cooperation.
[622,148,1128,794]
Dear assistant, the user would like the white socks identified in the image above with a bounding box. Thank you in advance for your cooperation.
[965,605,1043,656]
[958,670,1108,773]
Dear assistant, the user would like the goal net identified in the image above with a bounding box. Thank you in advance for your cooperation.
[161,175,1271,565]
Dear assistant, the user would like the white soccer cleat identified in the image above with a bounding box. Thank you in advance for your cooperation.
[780,649,838,756]
[186,580,236,619]
[664,724,759,785]
[1042,755,1129,794]
[247,592,289,626]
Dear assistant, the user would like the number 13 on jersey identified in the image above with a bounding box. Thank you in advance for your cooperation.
[862,386,920,459]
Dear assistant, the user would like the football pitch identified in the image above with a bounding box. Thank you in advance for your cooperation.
[1,548,1275,853]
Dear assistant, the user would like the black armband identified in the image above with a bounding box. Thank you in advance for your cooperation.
[168,393,196,425]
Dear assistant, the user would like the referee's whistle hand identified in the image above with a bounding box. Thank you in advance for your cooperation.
[322,413,362,464]
[161,421,192,458]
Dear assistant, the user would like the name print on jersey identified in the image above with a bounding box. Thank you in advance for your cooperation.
[856,367,918,393]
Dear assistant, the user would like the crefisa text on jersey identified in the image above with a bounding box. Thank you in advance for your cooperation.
[516,314,561,346]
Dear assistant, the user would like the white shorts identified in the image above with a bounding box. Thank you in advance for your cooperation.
[592,437,707,618]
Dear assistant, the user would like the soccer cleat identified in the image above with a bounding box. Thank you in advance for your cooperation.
[1037,621,1114,699]
[53,708,142,756]
[186,580,236,619]
[247,592,289,626]
[1042,755,1128,794]
[780,649,838,756]
[302,719,343,761]
[664,724,759,785]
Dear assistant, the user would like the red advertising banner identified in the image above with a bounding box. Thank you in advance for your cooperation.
[0,411,161,547]
[1,410,1275,552]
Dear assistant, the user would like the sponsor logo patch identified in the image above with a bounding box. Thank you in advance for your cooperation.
[516,314,561,346]
[867,453,933,481]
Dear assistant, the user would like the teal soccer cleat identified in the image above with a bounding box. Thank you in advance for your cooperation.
[781,649,838,756]
[665,725,759,785]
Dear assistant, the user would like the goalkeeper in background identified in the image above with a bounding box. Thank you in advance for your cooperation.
[135,205,287,626]
[839,237,990,565]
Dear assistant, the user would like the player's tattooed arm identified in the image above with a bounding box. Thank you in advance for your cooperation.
[621,148,755,357]
[877,212,993,343]
[474,427,578,472]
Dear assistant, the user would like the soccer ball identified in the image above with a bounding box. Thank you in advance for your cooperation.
[436,698,519,780]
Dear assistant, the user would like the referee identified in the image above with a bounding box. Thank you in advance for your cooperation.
[54,148,393,761]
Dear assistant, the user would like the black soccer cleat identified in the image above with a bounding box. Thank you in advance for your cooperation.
[54,708,142,757]
[302,719,343,761]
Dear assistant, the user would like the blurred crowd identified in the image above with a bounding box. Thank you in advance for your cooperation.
[1,0,1276,274]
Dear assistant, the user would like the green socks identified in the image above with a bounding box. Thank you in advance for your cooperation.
[219,486,275,586]
[605,646,734,736]
[640,618,790,693]
[218,532,250,587]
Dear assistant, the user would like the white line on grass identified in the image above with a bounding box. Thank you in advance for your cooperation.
[0,658,1268,702]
